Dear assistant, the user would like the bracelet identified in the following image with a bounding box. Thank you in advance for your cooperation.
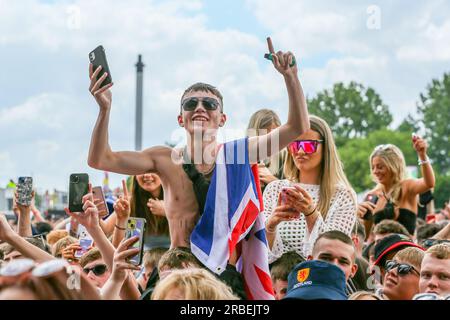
[304,206,317,217]
[115,224,126,231]
[418,156,430,166]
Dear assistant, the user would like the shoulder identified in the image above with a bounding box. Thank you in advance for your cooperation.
[333,184,358,204]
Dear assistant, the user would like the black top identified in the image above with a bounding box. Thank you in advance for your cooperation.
[373,201,417,235]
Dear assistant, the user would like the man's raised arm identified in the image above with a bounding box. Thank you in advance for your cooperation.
[249,37,310,163]
[87,63,158,175]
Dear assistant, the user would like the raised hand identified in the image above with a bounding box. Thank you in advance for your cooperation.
[412,134,428,159]
[65,184,100,232]
[114,180,131,223]
[61,242,82,261]
[357,201,377,219]
[266,37,298,78]
[89,63,114,111]
[0,213,15,242]
[111,236,141,282]
[147,199,165,217]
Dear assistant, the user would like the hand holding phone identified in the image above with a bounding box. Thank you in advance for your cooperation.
[17,177,33,206]
[92,186,109,218]
[362,194,379,220]
[69,174,89,213]
[125,217,146,265]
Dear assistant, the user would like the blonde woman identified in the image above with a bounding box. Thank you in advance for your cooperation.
[358,136,435,236]
[264,115,357,262]
[247,109,287,189]
[151,268,239,300]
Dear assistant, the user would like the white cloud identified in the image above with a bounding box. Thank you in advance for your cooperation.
[1,0,449,192]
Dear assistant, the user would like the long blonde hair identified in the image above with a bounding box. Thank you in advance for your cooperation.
[370,144,408,206]
[151,268,239,300]
[283,115,355,219]
[247,109,286,176]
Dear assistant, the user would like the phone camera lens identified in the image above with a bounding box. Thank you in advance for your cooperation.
[71,176,80,183]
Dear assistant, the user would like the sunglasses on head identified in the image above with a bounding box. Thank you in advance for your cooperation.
[288,140,323,154]
[83,264,108,276]
[413,293,450,300]
[422,239,450,249]
[181,97,220,111]
[385,260,419,276]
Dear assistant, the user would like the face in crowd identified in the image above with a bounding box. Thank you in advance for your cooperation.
[272,278,288,300]
[310,237,358,281]
[419,253,450,296]
[383,258,420,300]
[136,173,162,194]
[177,90,227,135]
[83,258,110,288]
[371,156,391,186]
[289,129,324,173]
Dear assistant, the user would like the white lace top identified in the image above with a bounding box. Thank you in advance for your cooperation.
[263,179,357,263]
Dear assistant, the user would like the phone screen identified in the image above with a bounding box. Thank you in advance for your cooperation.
[75,238,93,258]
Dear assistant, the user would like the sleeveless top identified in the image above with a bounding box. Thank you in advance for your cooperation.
[373,200,417,235]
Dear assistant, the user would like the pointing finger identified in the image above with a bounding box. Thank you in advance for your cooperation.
[267,37,275,54]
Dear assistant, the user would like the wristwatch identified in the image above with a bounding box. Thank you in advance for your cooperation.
[418,156,430,166]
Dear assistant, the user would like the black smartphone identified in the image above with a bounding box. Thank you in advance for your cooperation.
[17,177,33,206]
[363,194,379,220]
[69,173,89,213]
[125,217,147,266]
[89,45,112,87]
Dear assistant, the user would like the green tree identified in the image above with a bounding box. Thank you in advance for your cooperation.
[397,114,420,134]
[434,173,450,209]
[339,129,418,193]
[417,72,450,173]
[308,82,393,147]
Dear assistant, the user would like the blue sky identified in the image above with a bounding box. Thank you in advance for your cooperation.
[1,0,450,192]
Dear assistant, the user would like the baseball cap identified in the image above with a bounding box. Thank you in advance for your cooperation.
[374,234,424,267]
[283,260,347,300]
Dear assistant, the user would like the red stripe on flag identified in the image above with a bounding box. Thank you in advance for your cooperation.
[228,201,259,256]
[251,164,264,211]
[254,264,275,296]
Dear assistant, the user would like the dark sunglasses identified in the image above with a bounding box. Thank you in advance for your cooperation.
[83,264,108,276]
[288,140,323,154]
[422,239,450,249]
[385,260,419,276]
[181,97,220,111]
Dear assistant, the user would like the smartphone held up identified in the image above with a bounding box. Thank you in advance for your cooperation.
[125,217,146,266]
[68,173,89,213]
[89,45,112,88]
[17,176,33,206]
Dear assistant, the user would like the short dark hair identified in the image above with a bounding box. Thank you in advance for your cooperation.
[270,251,304,281]
[34,222,53,237]
[417,223,443,244]
[180,82,224,112]
[353,219,366,240]
[157,247,202,273]
[79,248,102,268]
[373,220,410,237]
[313,231,355,260]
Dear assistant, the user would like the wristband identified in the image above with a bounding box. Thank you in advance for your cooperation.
[418,156,430,166]
[304,206,317,217]
[115,224,126,231]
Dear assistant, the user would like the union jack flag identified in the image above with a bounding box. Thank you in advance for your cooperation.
[190,138,275,300]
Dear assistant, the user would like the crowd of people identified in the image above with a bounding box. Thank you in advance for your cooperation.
[1,38,449,301]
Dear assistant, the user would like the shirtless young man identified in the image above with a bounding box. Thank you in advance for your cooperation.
[87,38,310,248]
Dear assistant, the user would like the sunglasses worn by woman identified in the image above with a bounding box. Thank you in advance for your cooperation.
[288,140,324,154]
